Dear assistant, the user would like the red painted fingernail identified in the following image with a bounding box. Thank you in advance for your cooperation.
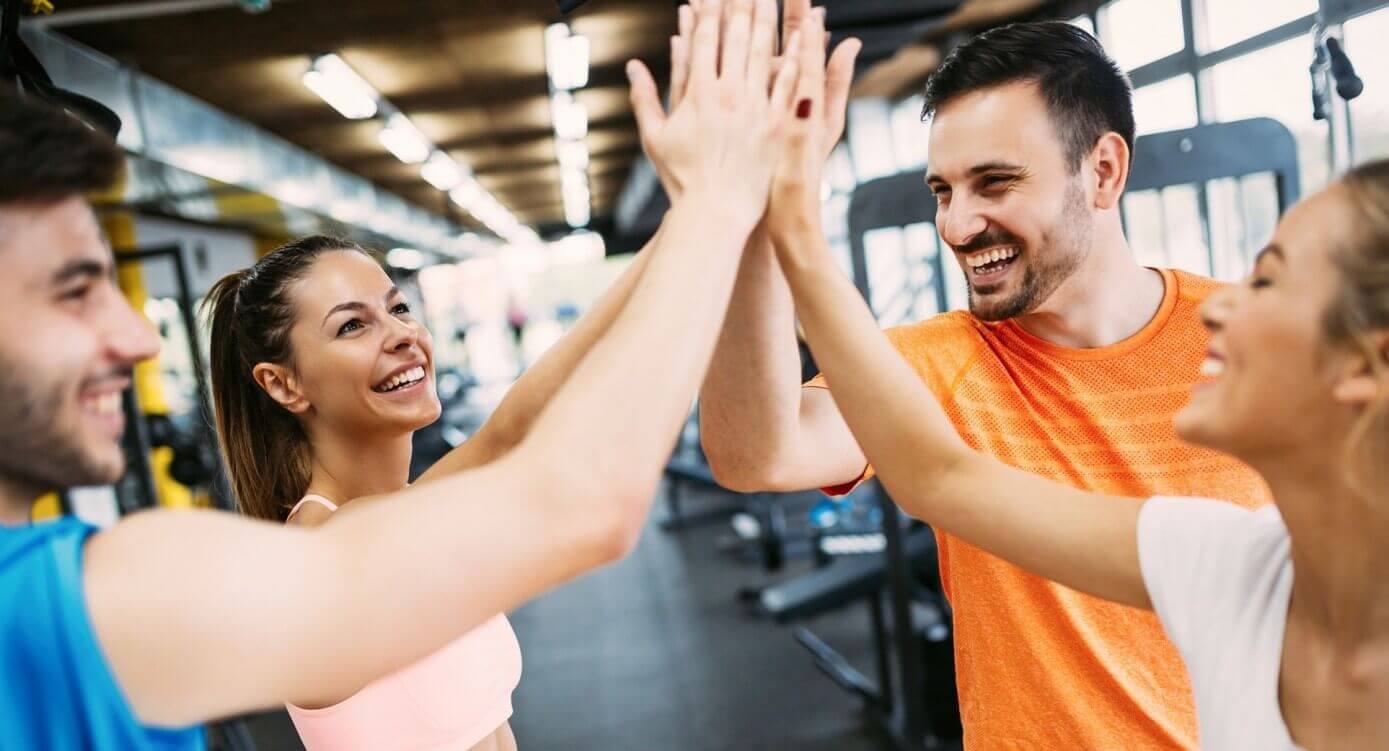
[796,99,813,119]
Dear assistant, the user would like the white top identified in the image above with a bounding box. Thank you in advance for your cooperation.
[1138,497,1303,751]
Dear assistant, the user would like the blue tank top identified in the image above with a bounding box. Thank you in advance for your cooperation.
[0,515,205,750]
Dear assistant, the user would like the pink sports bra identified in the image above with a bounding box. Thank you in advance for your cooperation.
[284,495,523,750]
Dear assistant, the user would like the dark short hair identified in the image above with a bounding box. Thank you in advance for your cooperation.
[0,87,124,205]
[922,21,1135,171]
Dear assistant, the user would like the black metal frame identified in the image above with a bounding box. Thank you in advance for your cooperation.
[1127,118,1301,212]
[114,243,231,511]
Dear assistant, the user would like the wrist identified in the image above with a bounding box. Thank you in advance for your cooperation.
[674,190,762,237]
[767,199,822,246]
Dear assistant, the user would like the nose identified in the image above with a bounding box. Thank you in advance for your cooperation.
[105,286,161,366]
[937,193,988,250]
[1199,285,1233,335]
[383,315,420,353]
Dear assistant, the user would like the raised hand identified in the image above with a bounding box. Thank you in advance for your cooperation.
[778,0,861,159]
[627,0,802,231]
[766,5,833,254]
[634,1,861,201]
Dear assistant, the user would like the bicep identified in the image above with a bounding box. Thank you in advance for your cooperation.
[900,454,1152,609]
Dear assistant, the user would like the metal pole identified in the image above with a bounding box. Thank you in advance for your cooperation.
[29,0,269,29]
[879,492,928,749]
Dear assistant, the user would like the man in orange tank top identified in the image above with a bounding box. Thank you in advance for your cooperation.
[697,14,1270,750]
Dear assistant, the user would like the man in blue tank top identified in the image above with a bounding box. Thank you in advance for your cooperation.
[0,92,206,750]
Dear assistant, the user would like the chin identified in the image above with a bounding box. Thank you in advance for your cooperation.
[76,446,128,487]
[1173,397,1226,454]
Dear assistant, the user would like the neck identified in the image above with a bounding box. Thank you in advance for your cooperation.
[1259,452,1389,648]
[0,475,40,525]
[1014,219,1165,349]
[304,423,414,506]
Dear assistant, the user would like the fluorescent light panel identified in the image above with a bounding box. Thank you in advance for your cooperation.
[421,152,465,191]
[551,92,588,141]
[379,114,431,164]
[556,139,589,170]
[304,54,379,120]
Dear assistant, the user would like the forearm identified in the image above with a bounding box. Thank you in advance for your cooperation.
[420,237,656,479]
[697,226,810,487]
[781,230,1148,609]
[780,229,971,488]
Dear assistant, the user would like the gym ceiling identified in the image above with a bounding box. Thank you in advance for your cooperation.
[46,0,1089,240]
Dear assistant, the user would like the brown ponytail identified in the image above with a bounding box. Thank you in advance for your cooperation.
[201,235,370,521]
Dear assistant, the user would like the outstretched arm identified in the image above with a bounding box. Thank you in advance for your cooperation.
[765,30,1149,610]
[84,0,807,728]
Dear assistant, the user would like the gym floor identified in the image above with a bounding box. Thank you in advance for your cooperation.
[242,481,894,750]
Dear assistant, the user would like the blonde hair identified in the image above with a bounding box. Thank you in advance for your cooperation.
[1322,159,1389,486]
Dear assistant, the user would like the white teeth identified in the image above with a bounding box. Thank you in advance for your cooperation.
[966,247,1019,269]
[84,393,122,416]
[378,366,426,392]
[1200,358,1225,378]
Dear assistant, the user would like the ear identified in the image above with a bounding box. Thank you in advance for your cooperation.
[1331,331,1389,408]
[1090,132,1130,211]
[252,362,311,415]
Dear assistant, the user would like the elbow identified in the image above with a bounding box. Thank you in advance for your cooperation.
[701,434,759,492]
[707,457,773,493]
[586,474,654,565]
[702,435,792,493]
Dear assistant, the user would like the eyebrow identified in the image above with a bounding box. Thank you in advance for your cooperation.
[1253,244,1286,266]
[51,259,111,286]
[926,161,1026,185]
[322,286,402,326]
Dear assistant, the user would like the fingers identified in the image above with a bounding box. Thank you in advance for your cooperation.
[669,34,690,110]
[744,0,776,93]
[822,37,861,145]
[719,0,755,83]
[781,0,811,55]
[769,30,802,116]
[626,60,665,145]
[689,0,722,87]
[792,7,827,122]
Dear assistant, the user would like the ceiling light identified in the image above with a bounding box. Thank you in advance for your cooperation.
[303,54,379,120]
[556,139,589,170]
[565,200,591,229]
[561,168,589,194]
[378,114,431,164]
[551,92,588,141]
[546,23,590,91]
[449,179,483,209]
[387,247,427,271]
[421,152,465,191]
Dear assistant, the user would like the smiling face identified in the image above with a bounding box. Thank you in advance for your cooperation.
[1175,186,1376,464]
[256,250,441,439]
[0,197,161,499]
[927,81,1096,322]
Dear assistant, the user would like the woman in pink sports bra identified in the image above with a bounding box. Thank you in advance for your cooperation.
[205,232,529,751]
